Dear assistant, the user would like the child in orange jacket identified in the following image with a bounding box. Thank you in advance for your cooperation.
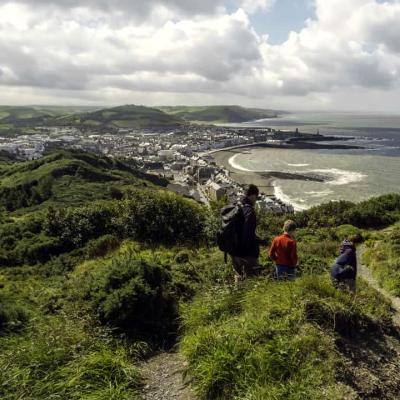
[269,220,298,280]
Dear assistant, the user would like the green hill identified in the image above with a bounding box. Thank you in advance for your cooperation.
[0,106,99,134]
[0,154,400,400]
[0,149,167,213]
[56,104,185,129]
[159,105,282,123]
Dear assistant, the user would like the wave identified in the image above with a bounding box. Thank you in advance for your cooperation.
[228,154,252,172]
[310,168,367,186]
[287,163,310,167]
[304,189,335,198]
[273,183,309,211]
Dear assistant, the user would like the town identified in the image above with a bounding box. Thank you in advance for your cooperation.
[0,124,297,213]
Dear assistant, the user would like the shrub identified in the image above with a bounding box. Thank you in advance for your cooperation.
[118,190,206,245]
[86,255,178,342]
[85,235,121,259]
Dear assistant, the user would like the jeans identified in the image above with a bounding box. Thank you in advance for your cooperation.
[276,265,296,281]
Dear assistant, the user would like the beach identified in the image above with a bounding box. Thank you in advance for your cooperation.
[212,148,276,196]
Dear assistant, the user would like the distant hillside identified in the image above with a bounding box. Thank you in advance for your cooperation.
[0,106,99,133]
[0,149,167,213]
[159,105,282,123]
[56,105,184,129]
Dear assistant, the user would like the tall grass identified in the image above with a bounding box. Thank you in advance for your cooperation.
[363,223,400,295]
[180,276,392,399]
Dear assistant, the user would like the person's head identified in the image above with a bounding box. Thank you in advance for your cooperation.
[283,220,297,235]
[349,233,363,247]
[245,184,259,205]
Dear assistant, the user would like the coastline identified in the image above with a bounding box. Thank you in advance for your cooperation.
[212,148,276,196]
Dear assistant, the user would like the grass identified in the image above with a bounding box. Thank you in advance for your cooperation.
[0,254,144,399]
[363,223,400,296]
[180,275,392,400]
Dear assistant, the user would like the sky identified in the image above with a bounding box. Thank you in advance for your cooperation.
[1,0,400,111]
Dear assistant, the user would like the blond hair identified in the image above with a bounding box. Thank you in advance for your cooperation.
[284,220,297,233]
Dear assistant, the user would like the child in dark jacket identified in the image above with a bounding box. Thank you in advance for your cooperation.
[331,234,363,292]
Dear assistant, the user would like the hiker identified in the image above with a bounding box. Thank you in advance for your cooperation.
[331,234,363,292]
[232,184,267,285]
[217,184,266,286]
[269,220,298,280]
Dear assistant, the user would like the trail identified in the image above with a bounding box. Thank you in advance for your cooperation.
[358,244,400,327]
[140,352,196,400]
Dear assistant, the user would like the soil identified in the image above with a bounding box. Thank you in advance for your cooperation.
[140,352,196,400]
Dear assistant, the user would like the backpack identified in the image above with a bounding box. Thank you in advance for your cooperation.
[216,203,244,262]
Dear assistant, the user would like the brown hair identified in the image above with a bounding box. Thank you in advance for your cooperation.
[349,233,363,244]
[284,220,297,233]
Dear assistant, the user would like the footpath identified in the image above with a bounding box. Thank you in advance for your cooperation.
[140,352,196,400]
[358,245,400,327]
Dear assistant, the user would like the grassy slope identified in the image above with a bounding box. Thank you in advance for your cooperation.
[0,106,99,134]
[363,223,400,296]
[0,150,167,213]
[56,105,184,129]
[180,276,393,400]
[159,105,281,123]
[0,153,400,400]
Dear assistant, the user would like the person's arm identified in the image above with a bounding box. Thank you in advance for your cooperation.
[291,240,298,267]
[269,239,277,261]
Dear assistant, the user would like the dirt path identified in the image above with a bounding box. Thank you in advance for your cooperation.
[358,247,400,326]
[140,352,196,400]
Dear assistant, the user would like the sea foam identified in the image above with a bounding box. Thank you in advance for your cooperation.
[273,183,309,211]
[228,154,252,172]
[310,168,367,186]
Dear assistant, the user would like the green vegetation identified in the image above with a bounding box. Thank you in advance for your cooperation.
[1,151,400,399]
[181,277,391,399]
[57,105,184,129]
[363,223,400,296]
[159,105,281,123]
[0,149,167,213]
[0,106,98,136]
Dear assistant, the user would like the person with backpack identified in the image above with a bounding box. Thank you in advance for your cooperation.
[269,220,298,280]
[331,234,363,292]
[217,184,266,286]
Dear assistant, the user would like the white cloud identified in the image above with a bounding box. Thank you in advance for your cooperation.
[238,0,276,14]
[1,0,400,110]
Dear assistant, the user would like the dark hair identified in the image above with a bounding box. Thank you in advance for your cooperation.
[245,184,259,197]
[349,233,363,244]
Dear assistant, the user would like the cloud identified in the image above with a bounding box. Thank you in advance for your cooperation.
[1,0,400,110]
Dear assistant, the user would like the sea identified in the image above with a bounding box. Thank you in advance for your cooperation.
[228,112,400,210]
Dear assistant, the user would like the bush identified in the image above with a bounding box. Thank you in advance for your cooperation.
[86,235,121,259]
[118,190,206,245]
[86,254,178,342]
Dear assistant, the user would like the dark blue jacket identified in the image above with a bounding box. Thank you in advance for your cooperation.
[237,197,261,258]
[331,240,357,280]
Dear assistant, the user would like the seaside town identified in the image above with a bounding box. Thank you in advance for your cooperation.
[0,124,297,213]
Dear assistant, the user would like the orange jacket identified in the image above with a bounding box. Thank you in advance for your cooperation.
[269,233,298,268]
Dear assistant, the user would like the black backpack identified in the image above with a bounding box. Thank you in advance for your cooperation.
[216,203,243,262]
